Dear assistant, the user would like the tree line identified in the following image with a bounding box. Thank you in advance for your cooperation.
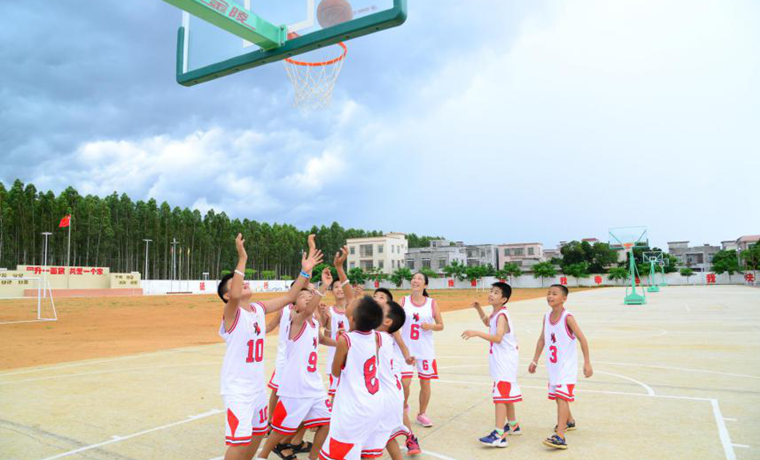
[0,179,438,279]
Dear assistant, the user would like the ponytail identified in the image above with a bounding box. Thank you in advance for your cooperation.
[422,289,429,297]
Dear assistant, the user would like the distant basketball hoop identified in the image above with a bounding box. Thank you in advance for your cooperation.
[284,41,348,110]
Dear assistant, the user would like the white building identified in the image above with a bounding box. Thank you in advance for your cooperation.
[347,233,408,274]
[405,240,467,273]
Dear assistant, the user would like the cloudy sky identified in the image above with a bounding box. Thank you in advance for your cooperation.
[1,0,758,249]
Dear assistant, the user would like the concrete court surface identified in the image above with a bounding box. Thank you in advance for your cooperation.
[1,285,758,460]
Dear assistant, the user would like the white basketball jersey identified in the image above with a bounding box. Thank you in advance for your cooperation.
[489,307,519,382]
[377,332,404,430]
[277,318,325,399]
[274,305,292,371]
[544,309,578,385]
[391,334,404,376]
[400,296,436,361]
[332,331,384,422]
[325,306,348,375]
[219,302,267,396]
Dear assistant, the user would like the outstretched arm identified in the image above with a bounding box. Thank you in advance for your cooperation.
[334,246,354,307]
[462,314,506,343]
[393,331,415,365]
[331,334,349,378]
[261,234,322,314]
[528,321,546,374]
[567,316,593,378]
[471,301,489,327]
[319,328,337,347]
[223,234,247,332]
[265,309,282,334]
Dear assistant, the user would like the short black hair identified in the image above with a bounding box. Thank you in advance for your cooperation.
[550,284,569,297]
[331,278,342,289]
[374,288,393,301]
[353,295,384,332]
[386,301,406,334]
[491,282,512,303]
[217,273,234,303]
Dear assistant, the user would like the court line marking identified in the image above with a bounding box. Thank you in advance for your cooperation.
[593,361,760,380]
[0,362,222,385]
[437,379,736,460]
[39,409,224,460]
[594,370,655,396]
[732,444,750,448]
[724,417,737,422]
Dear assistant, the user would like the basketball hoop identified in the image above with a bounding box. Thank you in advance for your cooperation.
[283,41,347,110]
[623,243,634,252]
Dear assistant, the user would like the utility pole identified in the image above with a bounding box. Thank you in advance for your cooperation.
[171,238,179,292]
[143,239,152,280]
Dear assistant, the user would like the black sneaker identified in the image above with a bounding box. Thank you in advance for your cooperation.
[554,420,576,432]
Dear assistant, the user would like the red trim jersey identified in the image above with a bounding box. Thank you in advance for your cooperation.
[489,307,519,382]
[544,309,578,386]
[325,306,348,375]
[277,318,326,399]
[400,295,437,361]
[219,302,267,396]
[377,332,404,429]
[274,305,293,371]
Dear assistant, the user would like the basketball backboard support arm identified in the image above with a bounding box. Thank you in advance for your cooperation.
[161,0,286,50]
[174,0,407,86]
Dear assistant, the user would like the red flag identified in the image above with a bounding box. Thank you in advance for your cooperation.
[59,215,71,228]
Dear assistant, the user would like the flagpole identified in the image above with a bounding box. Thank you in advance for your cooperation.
[67,214,72,268]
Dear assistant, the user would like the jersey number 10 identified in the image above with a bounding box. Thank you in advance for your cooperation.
[246,339,264,363]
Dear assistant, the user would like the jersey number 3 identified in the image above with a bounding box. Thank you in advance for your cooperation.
[246,339,264,363]
[363,356,379,394]
[549,345,558,364]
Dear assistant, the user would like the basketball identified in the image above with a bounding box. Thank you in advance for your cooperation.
[317,0,354,29]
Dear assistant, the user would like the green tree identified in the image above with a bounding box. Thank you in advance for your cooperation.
[261,270,276,280]
[390,267,413,287]
[607,266,628,285]
[679,267,695,284]
[280,274,293,280]
[740,243,760,272]
[244,268,257,278]
[563,262,590,286]
[310,262,337,283]
[533,261,557,287]
[442,260,467,281]
[711,250,741,282]
[366,267,388,283]
[497,263,522,284]
[466,265,488,283]
[347,267,367,286]
[406,233,445,249]
[419,267,437,279]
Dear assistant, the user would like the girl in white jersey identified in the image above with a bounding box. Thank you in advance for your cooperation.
[528,284,593,450]
[400,272,444,428]
[217,233,321,460]
[462,282,522,448]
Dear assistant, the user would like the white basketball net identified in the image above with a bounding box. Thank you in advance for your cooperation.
[283,42,347,110]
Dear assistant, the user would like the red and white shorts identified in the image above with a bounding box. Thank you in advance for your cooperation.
[400,358,438,380]
[271,395,332,435]
[328,374,338,396]
[361,424,409,458]
[492,381,522,404]
[548,383,576,402]
[223,391,269,446]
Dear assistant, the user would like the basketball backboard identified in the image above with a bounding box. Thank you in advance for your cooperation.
[642,251,664,264]
[174,0,406,86]
[609,226,649,251]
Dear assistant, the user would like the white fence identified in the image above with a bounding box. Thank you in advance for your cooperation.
[141,270,757,295]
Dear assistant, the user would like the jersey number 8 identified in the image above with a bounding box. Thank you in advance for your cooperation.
[363,356,379,394]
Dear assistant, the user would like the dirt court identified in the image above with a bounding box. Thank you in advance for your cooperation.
[1,286,759,460]
[0,288,579,370]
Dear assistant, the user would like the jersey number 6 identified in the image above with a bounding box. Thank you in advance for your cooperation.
[410,324,420,340]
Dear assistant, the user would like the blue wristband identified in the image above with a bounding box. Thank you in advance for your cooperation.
[300,270,310,279]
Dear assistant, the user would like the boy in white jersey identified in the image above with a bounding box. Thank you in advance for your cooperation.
[462,282,522,448]
[528,284,593,450]
[258,268,337,460]
[320,278,348,397]
[217,233,322,460]
[319,295,385,460]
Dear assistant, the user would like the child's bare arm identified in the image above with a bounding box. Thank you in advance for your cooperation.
[331,335,349,378]
[461,314,506,343]
[422,301,444,332]
[261,234,322,314]
[567,315,593,378]
[471,302,489,327]
[334,246,354,307]
[320,328,337,347]
[265,309,282,333]
[393,331,415,365]
[223,234,247,332]
[528,321,546,374]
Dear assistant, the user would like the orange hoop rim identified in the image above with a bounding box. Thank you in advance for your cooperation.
[284,42,348,67]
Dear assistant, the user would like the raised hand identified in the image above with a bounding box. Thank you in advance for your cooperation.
[334,245,349,268]
[322,267,334,286]
[302,248,324,273]
[471,301,480,310]
[235,233,247,260]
